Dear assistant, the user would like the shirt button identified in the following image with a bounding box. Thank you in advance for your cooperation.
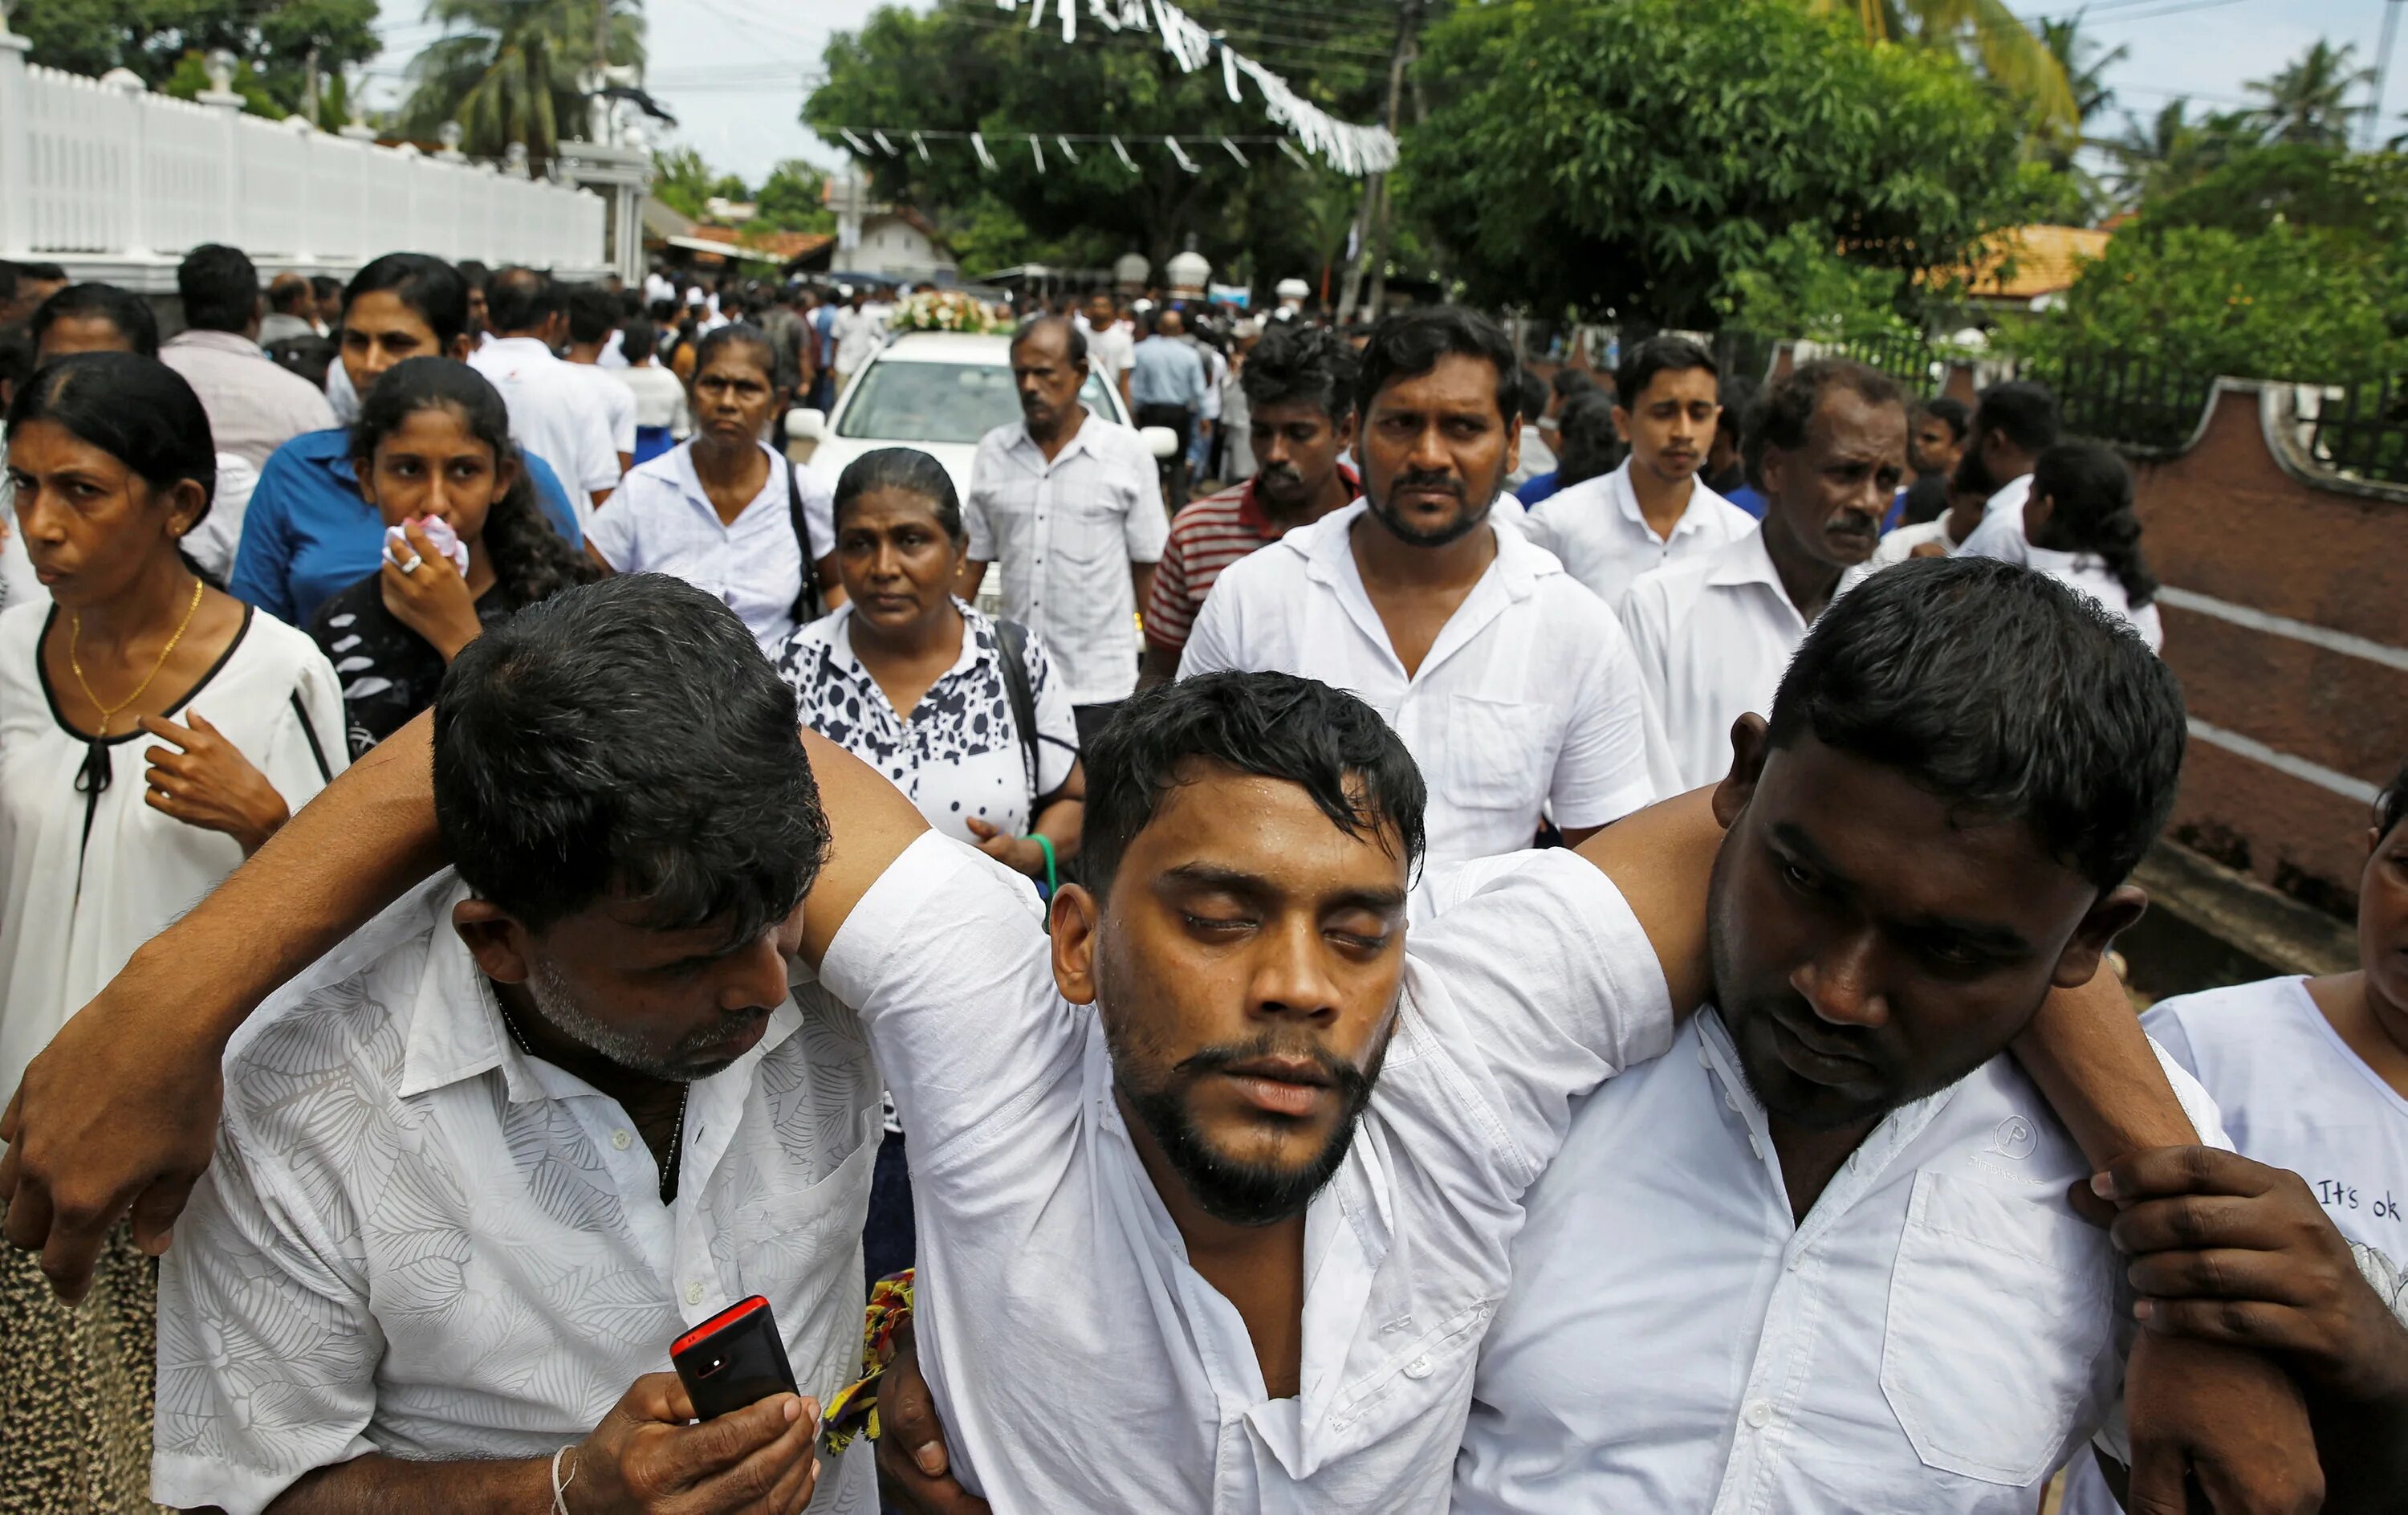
[1747,1134,1764,1159]
[1785,1251,1804,1272]
[685,1281,705,1306]
[611,1129,633,1151]
[1723,1091,1739,1113]
[1403,1356,1434,1380]
[1744,1399,1772,1429]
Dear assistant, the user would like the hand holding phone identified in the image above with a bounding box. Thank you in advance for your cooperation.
[673,1296,803,1421]
[569,1370,819,1513]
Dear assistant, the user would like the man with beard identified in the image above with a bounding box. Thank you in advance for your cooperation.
[1179,307,1654,864]
[1952,381,2060,527]
[149,578,864,1513]
[1141,324,1362,683]
[1458,558,2255,1513]
[960,316,1168,746]
[1620,359,1899,792]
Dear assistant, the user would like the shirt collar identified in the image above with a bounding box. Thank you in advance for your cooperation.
[826,599,989,686]
[486,335,561,362]
[1295,498,1553,601]
[397,877,802,1106]
[672,439,783,511]
[1702,524,1786,591]
[165,328,266,358]
[1236,461,1361,538]
[1609,458,1731,542]
[1008,409,1097,468]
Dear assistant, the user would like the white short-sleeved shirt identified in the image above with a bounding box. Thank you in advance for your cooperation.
[1178,502,1653,862]
[152,875,881,1515]
[571,360,641,456]
[962,413,1169,707]
[776,601,1078,843]
[2061,976,2408,1515]
[830,306,885,375]
[1954,512,2165,652]
[814,837,1676,1512]
[467,337,625,515]
[1838,517,1955,595]
[586,442,832,657]
[1984,471,2033,521]
[1619,527,1809,793]
[1079,318,1137,382]
[620,363,690,436]
[1454,1011,2227,1515]
[0,603,346,1101]
[1521,460,1758,609]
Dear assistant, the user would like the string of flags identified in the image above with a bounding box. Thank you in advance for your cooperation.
[832,127,1325,176]
[824,0,1397,177]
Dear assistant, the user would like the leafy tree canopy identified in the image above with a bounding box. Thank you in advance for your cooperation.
[400,0,642,164]
[804,2,1378,287]
[1398,0,2051,330]
[13,0,376,120]
[755,160,836,234]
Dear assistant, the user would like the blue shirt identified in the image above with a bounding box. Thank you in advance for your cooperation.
[1129,336,1207,411]
[230,429,584,628]
[1515,470,1563,507]
[1725,483,1768,519]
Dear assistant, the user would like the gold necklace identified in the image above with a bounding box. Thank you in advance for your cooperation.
[69,576,205,736]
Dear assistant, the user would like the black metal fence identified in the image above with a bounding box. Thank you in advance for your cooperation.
[2304,374,2408,487]
[1824,332,1943,393]
[2025,356,2221,455]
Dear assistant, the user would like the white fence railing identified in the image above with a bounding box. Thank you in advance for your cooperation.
[0,42,614,284]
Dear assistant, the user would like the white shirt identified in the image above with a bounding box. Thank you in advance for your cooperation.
[620,362,690,436]
[1180,502,1654,863]
[185,451,261,584]
[2061,976,2408,1515]
[467,336,624,516]
[830,306,885,375]
[0,604,345,1100]
[1079,317,1137,383]
[645,271,676,306]
[1522,459,1758,609]
[151,875,881,1515]
[1455,1011,2225,1515]
[1954,513,2166,652]
[1619,527,1808,792]
[776,601,1079,843]
[571,360,640,456]
[1983,471,2032,520]
[815,837,1675,1513]
[586,442,832,657]
[963,412,1168,707]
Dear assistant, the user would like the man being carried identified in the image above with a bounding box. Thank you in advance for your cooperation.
[1181,307,1654,864]
[150,579,869,1512]
[1523,336,1755,609]
[1621,359,1897,792]
[1141,324,1361,682]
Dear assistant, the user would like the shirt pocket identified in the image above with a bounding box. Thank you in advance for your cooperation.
[1051,491,1127,570]
[1440,694,1547,814]
[1881,1169,2112,1487]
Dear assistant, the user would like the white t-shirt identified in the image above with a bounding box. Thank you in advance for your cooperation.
[1080,317,1137,385]
[585,442,832,657]
[812,838,1676,1511]
[0,604,347,1099]
[1457,1011,2225,1515]
[1181,502,1654,862]
[776,601,1078,844]
[1618,527,1810,792]
[1522,459,1757,610]
[618,362,691,437]
[1955,512,2165,652]
[570,361,640,457]
[2061,975,2408,1515]
[830,306,885,375]
[466,337,624,519]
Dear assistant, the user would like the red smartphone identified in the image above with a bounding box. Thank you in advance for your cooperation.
[671,1296,802,1420]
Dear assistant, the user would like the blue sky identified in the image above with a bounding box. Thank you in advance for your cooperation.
[364,0,2405,189]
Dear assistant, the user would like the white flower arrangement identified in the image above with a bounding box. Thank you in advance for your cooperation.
[888,289,1011,336]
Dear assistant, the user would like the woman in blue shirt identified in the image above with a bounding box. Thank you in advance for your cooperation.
[230,254,583,629]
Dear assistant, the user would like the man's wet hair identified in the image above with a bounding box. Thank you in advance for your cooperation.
[433,575,827,942]
[1081,672,1426,894]
[1354,306,1519,425]
[1614,336,1716,411]
[1767,556,2184,892]
[1241,322,1358,424]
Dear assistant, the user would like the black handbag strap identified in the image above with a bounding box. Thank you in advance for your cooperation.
[786,462,824,625]
[993,617,1042,800]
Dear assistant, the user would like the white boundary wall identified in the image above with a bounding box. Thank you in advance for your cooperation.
[0,43,612,288]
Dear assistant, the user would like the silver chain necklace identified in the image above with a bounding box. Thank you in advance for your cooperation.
[498,999,689,1204]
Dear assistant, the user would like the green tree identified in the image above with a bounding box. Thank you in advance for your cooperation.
[12,0,376,118]
[400,0,643,165]
[2142,144,2408,248]
[1815,0,2076,131]
[755,160,836,234]
[804,2,1385,287]
[2247,39,2373,147]
[1401,0,2049,330]
[2102,98,2258,207]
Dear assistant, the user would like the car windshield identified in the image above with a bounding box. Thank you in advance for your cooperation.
[835,360,1117,444]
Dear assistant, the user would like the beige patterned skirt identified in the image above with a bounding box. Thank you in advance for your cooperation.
[0,1224,167,1513]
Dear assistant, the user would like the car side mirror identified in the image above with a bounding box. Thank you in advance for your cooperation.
[1140,426,1180,460]
[786,409,827,442]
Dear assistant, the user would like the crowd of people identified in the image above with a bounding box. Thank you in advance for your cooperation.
[0,241,2402,1515]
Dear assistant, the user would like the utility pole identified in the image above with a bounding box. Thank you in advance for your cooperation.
[2369,0,2405,151]
[303,44,320,127]
[1336,0,1418,327]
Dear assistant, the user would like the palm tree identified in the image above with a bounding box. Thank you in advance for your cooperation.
[1812,0,2078,131]
[2246,39,2374,147]
[2037,11,2128,130]
[2102,97,2255,206]
[401,0,645,165]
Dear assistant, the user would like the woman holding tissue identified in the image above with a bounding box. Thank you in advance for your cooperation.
[308,358,596,756]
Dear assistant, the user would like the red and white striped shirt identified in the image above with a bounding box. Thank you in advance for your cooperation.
[1144,466,1361,658]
